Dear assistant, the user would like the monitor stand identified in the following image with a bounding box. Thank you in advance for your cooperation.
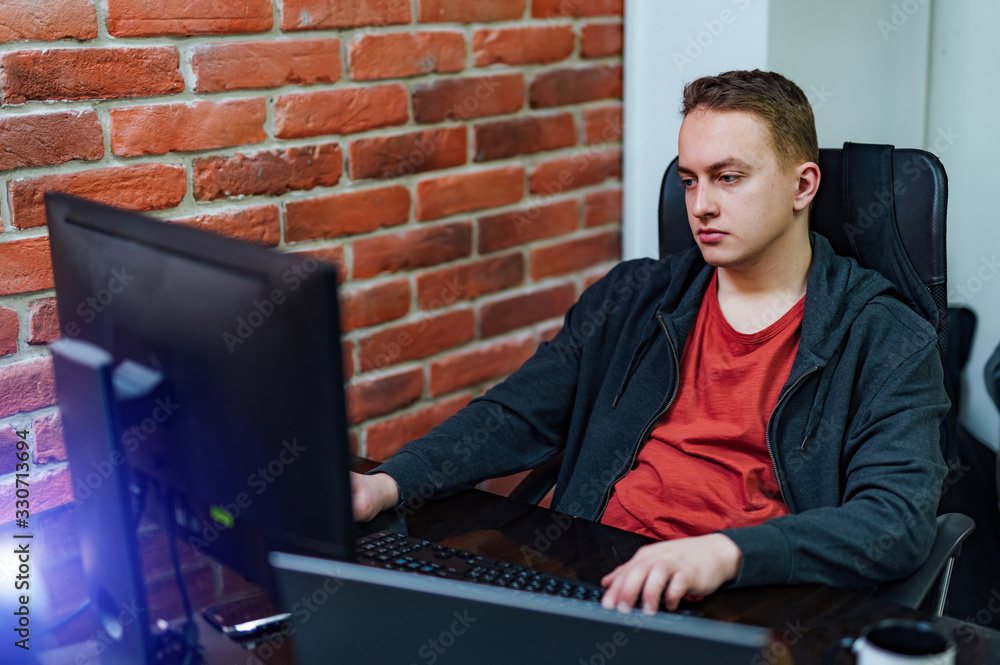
[51,338,200,665]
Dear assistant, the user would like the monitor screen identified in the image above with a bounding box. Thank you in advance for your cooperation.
[46,191,356,591]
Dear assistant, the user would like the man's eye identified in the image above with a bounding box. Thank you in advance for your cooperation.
[720,175,741,184]
[679,178,695,188]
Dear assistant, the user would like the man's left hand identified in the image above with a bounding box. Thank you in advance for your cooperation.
[600,533,743,615]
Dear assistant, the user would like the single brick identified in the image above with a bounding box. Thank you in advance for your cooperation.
[0,356,57,419]
[28,298,60,345]
[418,0,525,22]
[106,0,272,37]
[110,98,267,157]
[281,0,411,31]
[416,254,523,309]
[275,85,409,139]
[352,222,472,278]
[581,22,623,58]
[415,166,524,221]
[343,340,355,379]
[585,188,622,227]
[430,334,534,396]
[480,282,577,338]
[340,278,411,332]
[584,105,623,144]
[530,65,622,108]
[0,111,103,172]
[192,39,341,92]
[0,307,17,356]
[290,246,348,283]
[364,393,470,460]
[0,236,53,296]
[349,127,466,181]
[359,309,475,371]
[474,113,576,162]
[348,31,465,81]
[478,199,579,253]
[0,0,98,42]
[170,205,281,247]
[0,468,73,522]
[10,163,186,230]
[0,47,184,104]
[529,148,621,195]
[34,412,65,464]
[413,73,525,124]
[285,185,410,242]
[345,366,424,425]
[530,229,621,279]
[194,143,343,200]
[472,25,574,66]
[532,0,622,17]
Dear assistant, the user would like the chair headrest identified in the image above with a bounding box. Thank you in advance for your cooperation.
[658,142,948,333]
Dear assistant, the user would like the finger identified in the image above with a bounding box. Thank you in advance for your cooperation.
[640,565,671,615]
[601,563,639,610]
[600,563,625,587]
[663,570,690,611]
[613,562,657,613]
[600,568,626,609]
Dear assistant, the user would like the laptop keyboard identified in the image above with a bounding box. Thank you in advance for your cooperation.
[356,531,605,603]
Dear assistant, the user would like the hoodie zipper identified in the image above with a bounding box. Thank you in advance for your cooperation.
[596,313,679,521]
[765,366,820,506]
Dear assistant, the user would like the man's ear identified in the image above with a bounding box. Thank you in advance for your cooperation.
[792,162,821,212]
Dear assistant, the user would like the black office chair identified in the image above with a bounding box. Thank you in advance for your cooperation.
[512,143,975,614]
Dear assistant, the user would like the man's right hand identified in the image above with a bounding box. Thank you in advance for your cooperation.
[350,471,401,522]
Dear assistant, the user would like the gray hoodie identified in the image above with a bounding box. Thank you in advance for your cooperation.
[377,233,950,589]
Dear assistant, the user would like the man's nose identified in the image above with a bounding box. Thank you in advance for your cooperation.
[689,183,718,219]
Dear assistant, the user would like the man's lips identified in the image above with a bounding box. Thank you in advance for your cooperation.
[698,229,727,243]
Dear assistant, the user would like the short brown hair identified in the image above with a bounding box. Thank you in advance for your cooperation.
[682,70,818,173]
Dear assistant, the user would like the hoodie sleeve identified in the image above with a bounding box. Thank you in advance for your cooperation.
[372,260,653,506]
[721,329,950,589]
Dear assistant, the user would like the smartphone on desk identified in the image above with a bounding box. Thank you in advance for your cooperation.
[203,593,291,638]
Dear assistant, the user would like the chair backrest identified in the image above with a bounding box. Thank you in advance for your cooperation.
[657,142,956,467]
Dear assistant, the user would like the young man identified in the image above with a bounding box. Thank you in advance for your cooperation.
[351,70,950,616]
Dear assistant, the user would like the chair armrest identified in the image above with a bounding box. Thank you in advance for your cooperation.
[875,513,975,612]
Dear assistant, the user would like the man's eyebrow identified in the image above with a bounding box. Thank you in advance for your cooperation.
[676,157,754,174]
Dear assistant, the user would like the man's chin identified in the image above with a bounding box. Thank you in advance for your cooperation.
[696,245,737,268]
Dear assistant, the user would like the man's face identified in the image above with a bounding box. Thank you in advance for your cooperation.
[677,108,807,272]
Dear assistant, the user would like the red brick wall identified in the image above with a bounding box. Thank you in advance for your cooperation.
[0,0,623,524]
[1,1,624,643]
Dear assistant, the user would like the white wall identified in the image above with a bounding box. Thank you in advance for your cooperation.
[926,0,1000,447]
[767,0,931,150]
[624,0,1000,447]
[622,0,769,261]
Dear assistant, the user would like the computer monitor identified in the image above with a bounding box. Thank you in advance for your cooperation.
[45,192,355,662]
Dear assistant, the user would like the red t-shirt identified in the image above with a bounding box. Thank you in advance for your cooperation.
[600,270,803,540]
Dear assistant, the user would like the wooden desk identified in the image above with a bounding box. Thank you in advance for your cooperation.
[38,465,1000,664]
[366,478,1000,665]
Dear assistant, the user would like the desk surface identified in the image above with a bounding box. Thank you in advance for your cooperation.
[39,461,1000,665]
[361,469,1000,665]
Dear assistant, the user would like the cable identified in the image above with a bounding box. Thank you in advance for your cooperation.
[165,492,201,665]
[39,598,92,635]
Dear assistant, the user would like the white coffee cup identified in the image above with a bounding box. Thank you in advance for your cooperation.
[824,619,956,665]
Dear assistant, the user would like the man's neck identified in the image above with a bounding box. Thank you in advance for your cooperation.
[715,230,812,334]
